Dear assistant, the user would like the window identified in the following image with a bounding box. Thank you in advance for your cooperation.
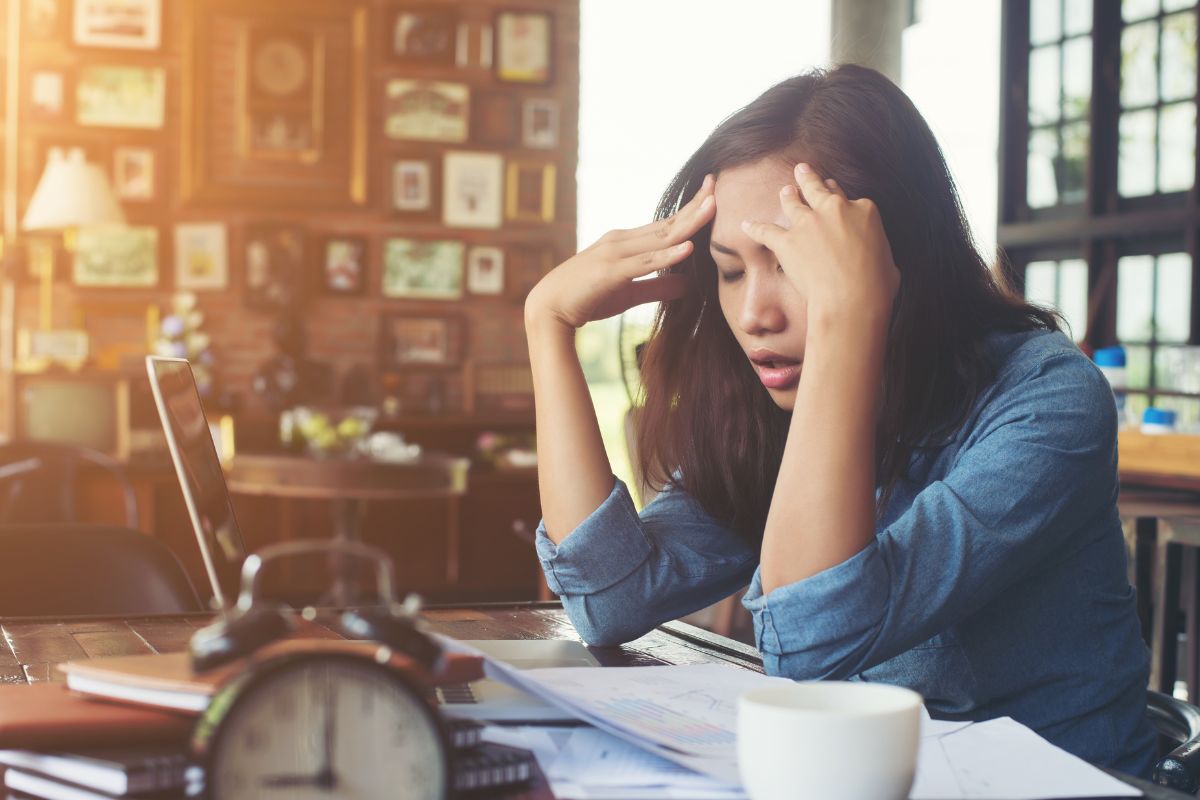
[1001,0,1199,428]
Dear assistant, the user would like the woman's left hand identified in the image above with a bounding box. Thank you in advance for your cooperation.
[740,162,900,331]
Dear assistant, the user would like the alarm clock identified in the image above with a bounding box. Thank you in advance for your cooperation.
[188,539,455,799]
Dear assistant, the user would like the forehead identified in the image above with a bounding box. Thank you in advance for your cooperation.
[711,158,795,243]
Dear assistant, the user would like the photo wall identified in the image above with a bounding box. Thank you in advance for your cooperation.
[7,0,579,422]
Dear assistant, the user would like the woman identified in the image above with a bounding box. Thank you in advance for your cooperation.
[524,64,1156,776]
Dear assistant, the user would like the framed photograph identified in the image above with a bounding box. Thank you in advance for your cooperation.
[29,70,66,121]
[74,226,159,288]
[174,223,229,291]
[388,7,458,65]
[467,246,505,295]
[443,151,503,229]
[505,161,557,223]
[244,223,306,310]
[241,29,324,162]
[247,112,317,160]
[473,92,518,146]
[380,314,464,367]
[392,159,434,212]
[76,65,165,129]
[112,146,156,201]
[320,236,368,296]
[73,0,161,49]
[495,11,552,84]
[383,79,469,142]
[382,238,464,300]
[26,0,62,39]
[522,98,558,149]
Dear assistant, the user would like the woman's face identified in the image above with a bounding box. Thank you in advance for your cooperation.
[710,157,807,411]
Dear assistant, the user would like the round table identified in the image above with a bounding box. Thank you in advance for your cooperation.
[224,452,470,584]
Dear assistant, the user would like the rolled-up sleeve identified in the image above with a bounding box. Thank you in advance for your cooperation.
[743,352,1118,680]
[536,478,757,646]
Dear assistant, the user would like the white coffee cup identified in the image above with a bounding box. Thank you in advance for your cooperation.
[737,681,923,800]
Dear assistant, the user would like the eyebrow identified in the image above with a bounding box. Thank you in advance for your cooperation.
[710,240,740,256]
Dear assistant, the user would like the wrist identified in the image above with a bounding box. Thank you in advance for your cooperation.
[524,302,577,345]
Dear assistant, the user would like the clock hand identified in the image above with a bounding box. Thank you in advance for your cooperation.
[316,680,338,790]
[259,774,322,788]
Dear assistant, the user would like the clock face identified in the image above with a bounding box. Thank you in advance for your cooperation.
[252,38,309,97]
[207,657,447,800]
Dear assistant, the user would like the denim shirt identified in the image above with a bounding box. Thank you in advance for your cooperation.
[535,328,1158,777]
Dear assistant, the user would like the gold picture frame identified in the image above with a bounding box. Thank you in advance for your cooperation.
[239,27,326,164]
[505,161,556,223]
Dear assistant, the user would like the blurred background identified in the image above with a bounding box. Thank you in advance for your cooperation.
[0,0,1193,633]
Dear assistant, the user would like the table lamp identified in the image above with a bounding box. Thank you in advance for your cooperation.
[22,146,125,331]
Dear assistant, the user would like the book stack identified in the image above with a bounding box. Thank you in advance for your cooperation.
[0,745,201,800]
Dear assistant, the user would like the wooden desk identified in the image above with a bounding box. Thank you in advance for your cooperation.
[0,604,1187,799]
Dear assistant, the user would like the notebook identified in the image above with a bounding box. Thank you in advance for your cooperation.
[0,745,189,796]
[0,684,192,750]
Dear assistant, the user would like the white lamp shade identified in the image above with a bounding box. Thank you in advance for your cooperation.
[22,147,126,232]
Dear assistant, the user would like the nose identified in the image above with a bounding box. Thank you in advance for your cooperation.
[736,271,787,335]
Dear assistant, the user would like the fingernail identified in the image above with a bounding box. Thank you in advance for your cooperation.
[796,163,812,174]
[700,196,713,211]
[781,185,796,196]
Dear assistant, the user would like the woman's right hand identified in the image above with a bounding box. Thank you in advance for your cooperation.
[525,175,716,330]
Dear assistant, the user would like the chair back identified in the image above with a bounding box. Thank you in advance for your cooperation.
[1148,690,1200,794]
[0,525,202,617]
[0,441,139,529]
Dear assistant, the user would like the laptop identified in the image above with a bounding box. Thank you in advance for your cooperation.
[147,355,597,720]
[145,356,247,609]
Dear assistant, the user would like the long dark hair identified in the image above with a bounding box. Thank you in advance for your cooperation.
[636,64,1059,543]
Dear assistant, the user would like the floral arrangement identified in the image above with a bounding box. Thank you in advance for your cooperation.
[153,292,216,396]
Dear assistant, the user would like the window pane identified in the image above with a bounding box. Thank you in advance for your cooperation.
[1126,391,1151,423]
[1124,0,1162,21]
[1121,20,1160,108]
[1159,102,1196,193]
[1032,0,1063,44]
[1064,0,1093,34]
[1162,12,1198,101]
[1157,252,1193,342]
[1061,121,1089,202]
[1120,109,1158,197]
[1063,37,1092,119]
[1118,254,1157,341]
[1028,127,1060,207]
[1025,260,1059,308]
[1155,346,1200,392]
[1059,258,1090,341]
[1030,45,1062,125]
[1163,0,1197,11]
[1153,395,1200,430]
[1126,346,1153,389]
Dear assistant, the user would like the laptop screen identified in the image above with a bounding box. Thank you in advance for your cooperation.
[145,357,246,607]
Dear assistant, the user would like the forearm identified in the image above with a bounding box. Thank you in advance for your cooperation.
[525,311,616,544]
[759,313,888,592]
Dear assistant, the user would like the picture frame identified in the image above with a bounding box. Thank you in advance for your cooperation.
[392,159,434,213]
[467,246,505,295]
[15,328,89,372]
[74,226,159,288]
[381,238,464,300]
[319,236,368,296]
[112,146,157,201]
[73,0,162,50]
[442,151,504,229]
[241,28,324,163]
[473,92,518,146]
[505,161,557,223]
[380,314,464,368]
[174,223,229,291]
[243,223,306,310]
[29,70,66,121]
[522,98,559,149]
[76,65,165,129]
[388,7,458,65]
[383,79,469,142]
[495,11,552,84]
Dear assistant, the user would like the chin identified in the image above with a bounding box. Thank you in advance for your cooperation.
[766,387,797,411]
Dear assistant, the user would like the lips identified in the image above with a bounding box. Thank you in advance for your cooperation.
[748,350,802,390]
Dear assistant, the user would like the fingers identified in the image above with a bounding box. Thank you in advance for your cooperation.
[792,162,832,208]
[739,218,789,254]
[592,273,689,321]
[616,239,694,280]
[606,175,716,256]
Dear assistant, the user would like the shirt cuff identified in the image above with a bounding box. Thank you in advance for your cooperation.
[742,539,889,658]
[534,477,654,597]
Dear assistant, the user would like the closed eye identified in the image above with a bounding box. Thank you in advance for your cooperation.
[718,270,743,284]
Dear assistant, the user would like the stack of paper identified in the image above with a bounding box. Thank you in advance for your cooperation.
[438,637,1144,800]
